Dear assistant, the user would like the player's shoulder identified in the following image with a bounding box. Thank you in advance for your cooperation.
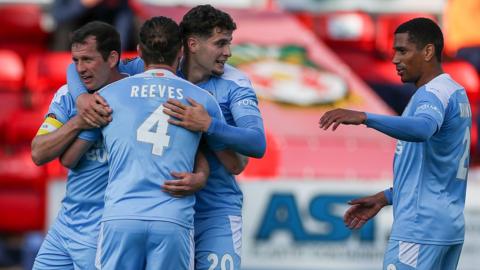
[174,73,214,100]
[97,75,132,96]
[219,64,253,89]
[51,84,73,104]
[423,73,464,109]
[425,73,463,93]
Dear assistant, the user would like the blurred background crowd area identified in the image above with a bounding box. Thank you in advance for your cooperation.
[1,0,480,269]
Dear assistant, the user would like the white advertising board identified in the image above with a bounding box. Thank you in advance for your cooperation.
[47,176,480,269]
[241,179,480,270]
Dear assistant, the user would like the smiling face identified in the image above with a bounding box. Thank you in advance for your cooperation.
[190,27,233,77]
[392,32,428,86]
[71,36,115,91]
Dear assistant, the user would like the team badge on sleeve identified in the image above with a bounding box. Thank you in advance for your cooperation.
[37,114,63,135]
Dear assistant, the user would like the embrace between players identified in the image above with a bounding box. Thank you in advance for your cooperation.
[31,5,470,270]
[32,5,265,270]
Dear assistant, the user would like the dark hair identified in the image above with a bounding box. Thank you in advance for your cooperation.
[395,17,444,62]
[139,16,181,66]
[71,21,121,63]
[180,4,236,46]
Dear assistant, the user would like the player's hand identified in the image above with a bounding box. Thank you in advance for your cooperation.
[71,115,97,130]
[319,108,367,131]
[162,171,207,197]
[344,191,388,229]
[163,98,211,132]
[76,93,112,128]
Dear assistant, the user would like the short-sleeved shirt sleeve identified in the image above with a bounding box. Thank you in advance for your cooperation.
[47,85,74,124]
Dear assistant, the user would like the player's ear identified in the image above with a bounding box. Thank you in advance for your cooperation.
[424,43,435,62]
[187,36,199,53]
[108,50,120,69]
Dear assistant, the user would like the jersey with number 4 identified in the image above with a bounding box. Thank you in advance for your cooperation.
[391,73,471,244]
[98,69,223,229]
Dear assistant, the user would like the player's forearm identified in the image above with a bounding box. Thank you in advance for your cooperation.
[365,113,437,142]
[67,63,88,101]
[215,150,248,175]
[207,115,266,158]
[193,150,209,180]
[60,138,94,169]
[31,118,83,165]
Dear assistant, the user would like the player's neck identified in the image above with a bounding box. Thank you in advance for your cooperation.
[145,64,176,74]
[182,57,210,84]
[415,65,444,88]
[108,70,125,84]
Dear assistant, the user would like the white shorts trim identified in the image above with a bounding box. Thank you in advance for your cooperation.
[399,241,419,268]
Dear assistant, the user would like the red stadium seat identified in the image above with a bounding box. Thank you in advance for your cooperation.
[375,13,437,59]
[0,190,45,232]
[5,108,46,145]
[0,147,46,189]
[0,50,25,143]
[0,4,49,61]
[24,52,71,108]
[0,148,47,232]
[25,52,71,93]
[0,4,48,42]
[0,50,24,92]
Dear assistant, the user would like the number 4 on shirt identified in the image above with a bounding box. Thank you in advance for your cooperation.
[136,105,170,156]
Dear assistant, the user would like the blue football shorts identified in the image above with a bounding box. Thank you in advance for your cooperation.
[383,239,463,270]
[194,215,242,270]
[33,226,97,270]
[96,219,194,270]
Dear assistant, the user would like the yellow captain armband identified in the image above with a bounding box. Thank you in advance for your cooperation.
[37,116,64,135]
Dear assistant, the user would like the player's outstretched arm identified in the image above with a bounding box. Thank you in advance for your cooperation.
[31,115,93,166]
[344,191,389,230]
[163,98,266,158]
[363,113,438,142]
[319,108,367,131]
[162,150,209,197]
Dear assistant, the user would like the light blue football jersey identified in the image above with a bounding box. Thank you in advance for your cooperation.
[192,64,263,217]
[46,85,108,247]
[390,73,471,244]
[97,69,223,228]
[110,60,263,217]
